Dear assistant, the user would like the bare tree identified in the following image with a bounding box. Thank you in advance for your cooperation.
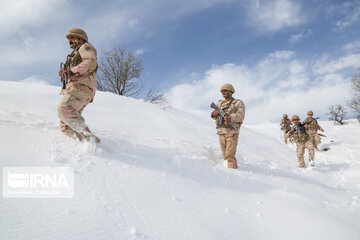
[348,68,360,122]
[144,87,167,105]
[349,98,360,123]
[328,104,348,125]
[97,47,144,97]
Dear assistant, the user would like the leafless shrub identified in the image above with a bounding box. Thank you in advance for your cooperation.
[328,104,348,125]
[144,87,167,104]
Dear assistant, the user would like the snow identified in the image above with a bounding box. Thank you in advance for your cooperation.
[0,80,359,240]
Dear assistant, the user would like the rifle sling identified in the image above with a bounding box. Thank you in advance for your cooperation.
[221,98,235,114]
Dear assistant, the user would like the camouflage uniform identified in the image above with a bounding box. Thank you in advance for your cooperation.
[211,97,246,168]
[280,117,292,144]
[286,122,315,168]
[57,28,99,141]
[304,117,324,149]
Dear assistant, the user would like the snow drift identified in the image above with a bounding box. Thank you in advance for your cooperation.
[0,81,359,240]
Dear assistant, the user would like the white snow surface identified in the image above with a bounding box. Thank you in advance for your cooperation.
[0,81,359,240]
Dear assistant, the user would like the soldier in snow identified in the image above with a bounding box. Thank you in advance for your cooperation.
[286,115,315,168]
[58,28,100,143]
[211,84,245,169]
[280,114,292,144]
[304,110,324,150]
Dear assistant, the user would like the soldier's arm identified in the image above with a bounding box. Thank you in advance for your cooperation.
[229,100,245,123]
[211,100,222,120]
[70,44,97,75]
[211,110,218,119]
[285,128,294,138]
[317,121,324,131]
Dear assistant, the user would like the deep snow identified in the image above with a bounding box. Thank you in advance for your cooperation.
[0,81,359,240]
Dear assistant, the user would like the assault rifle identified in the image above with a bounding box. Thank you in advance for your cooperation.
[287,117,320,134]
[60,62,68,89]
[210,102,237,130]
[292,122,306,133]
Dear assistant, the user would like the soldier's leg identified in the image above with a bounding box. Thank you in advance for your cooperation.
[314,134,321,148]
[59,120,68,131]
[58,120,81,140]
[224,134,239,169]
[305,140,315,166]
[306,141,315,160]
[59,107,78,139]
[219,135,226,160]
[282,130,288,144]
[57,87,91,134]
[309,133,317,149]
[296,143,306,168]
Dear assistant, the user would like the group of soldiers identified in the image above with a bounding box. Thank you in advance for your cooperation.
[209,82,327,169]
[58,27,247,169]
[57,27,324,170]
[280,112,325,168]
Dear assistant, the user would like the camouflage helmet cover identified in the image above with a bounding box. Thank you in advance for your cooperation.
[220,83,235,93]
[66,28,88,42]
[307,110,314,115]
[291,115,300,121]
[283,114,288,118]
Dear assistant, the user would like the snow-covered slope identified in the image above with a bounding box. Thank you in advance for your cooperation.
[0,81,359,240]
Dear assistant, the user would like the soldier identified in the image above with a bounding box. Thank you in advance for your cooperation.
[280,114,292,144]
[286,115,315,168]
[304,110,324,149]
[58,28,100,143]
[211,84,245,169]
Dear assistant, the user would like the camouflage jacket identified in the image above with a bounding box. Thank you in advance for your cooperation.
[304,117,323,134]
[211,98,245,135]
[62,42,98,98]
[280,118,292,131]
[286,127,309,143]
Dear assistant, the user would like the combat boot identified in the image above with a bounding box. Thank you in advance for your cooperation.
[62,127,82,140]
[228,161,238,169]
[79,127,101,143]
[299,161,306,168]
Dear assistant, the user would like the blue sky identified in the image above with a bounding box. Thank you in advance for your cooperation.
[1,0,360,123]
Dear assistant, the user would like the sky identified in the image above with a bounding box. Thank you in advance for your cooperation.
[1,0,360,123]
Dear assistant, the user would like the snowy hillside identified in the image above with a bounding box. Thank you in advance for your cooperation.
[0,80,359,240]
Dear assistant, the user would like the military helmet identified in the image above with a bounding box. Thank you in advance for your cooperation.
[283,114,288,118]
[220,83,235,93]
[66,28,88,42]
[307,110,314,115]
[291,115,300,121]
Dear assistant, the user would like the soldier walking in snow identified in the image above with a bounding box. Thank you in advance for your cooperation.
[211,84,245,169]
[286,115,315,168]
[304,110,324,150]
[280,114,292,144]
[58,28,100,143]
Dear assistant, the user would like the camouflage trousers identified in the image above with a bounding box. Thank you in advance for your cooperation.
[282,129,288,144]
[219,134,239,164]
[57,85,93,133]
[308,132,321,148]
[296,140,315,167]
